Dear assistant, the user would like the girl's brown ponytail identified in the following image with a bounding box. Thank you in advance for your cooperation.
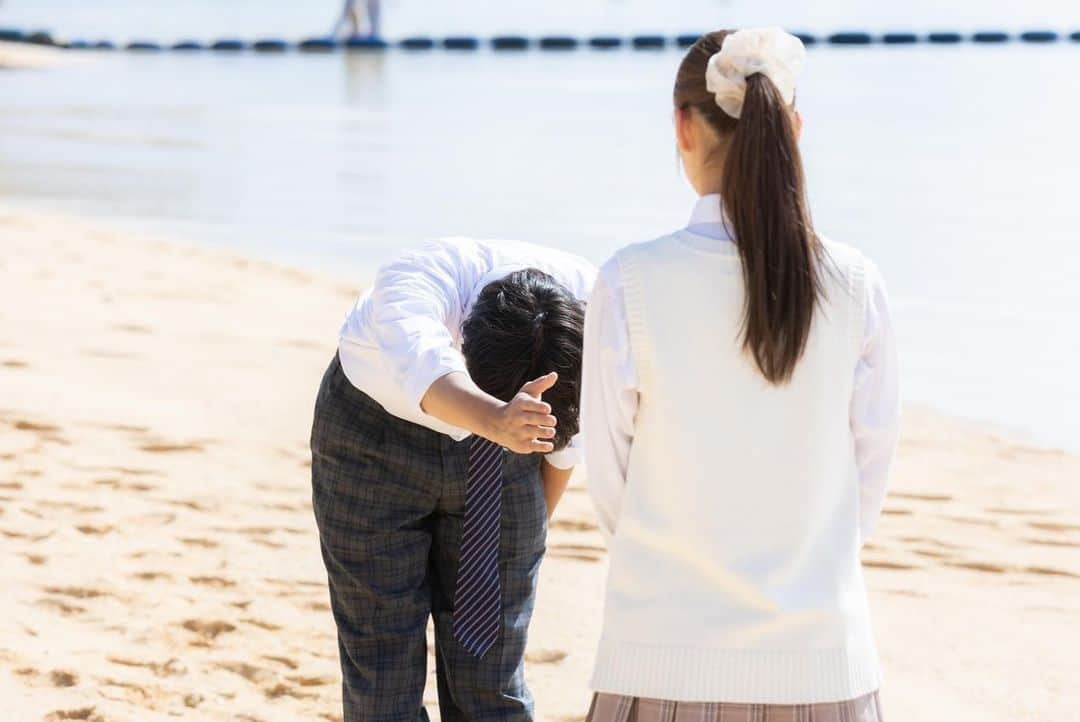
[675,30,824,384]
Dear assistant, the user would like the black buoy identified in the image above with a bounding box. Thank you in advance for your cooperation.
[632,35,666,49]
[1019,30,1059,43]
[211,39,246,51]
[539,36,578,50]
[791,33,818,46]
[1071,31,1080,42]
[399,36,435,50]
[443,36,480,50]
[881,32,919,45]
[253,39,290,52]
[172,40,205,51]
[27,31,56,46]
[299,37,338,52]
[972,31,1010,43]
[491,35,529,50]
[346,36,388,50]
[676,34,702,48]
[588,36,623,49]
[927,32,963,44]
[828,32,873,45]
[127,40,164,51]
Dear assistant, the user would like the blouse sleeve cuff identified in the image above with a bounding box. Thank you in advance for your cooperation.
[405,347,470,413]
[544,435,582,470]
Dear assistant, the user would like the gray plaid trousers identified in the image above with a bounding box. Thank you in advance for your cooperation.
[311,355,547,722]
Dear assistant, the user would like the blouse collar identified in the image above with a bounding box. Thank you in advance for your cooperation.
[686,193,734,242]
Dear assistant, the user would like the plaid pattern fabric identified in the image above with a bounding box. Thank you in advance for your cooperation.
[311,355,547,722]
[587,692,883,722]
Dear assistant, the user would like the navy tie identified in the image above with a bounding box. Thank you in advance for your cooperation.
[453,436,505,657]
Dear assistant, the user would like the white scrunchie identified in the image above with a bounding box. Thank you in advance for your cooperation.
[705,27,806,119]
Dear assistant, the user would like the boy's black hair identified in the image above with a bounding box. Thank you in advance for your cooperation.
[461,268,586,452]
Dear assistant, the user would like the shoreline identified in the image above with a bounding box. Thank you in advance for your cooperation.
[8,201,1075,457]
[1,207,1077,721]
[900,401,1074,458]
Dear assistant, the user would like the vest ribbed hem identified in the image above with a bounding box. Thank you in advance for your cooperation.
[590,638,881,705]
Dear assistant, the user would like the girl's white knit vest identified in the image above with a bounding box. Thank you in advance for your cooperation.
[590,230,881,704]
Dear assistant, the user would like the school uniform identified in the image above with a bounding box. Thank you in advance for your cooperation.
[311,237,595,722]
[581,195,900,719]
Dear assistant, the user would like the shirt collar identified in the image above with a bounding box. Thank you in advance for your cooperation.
[686,193,734,242]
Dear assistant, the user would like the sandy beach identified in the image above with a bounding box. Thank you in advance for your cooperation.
[1,208,1077,722]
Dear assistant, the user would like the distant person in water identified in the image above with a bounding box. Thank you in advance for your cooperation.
[332,0,381,39]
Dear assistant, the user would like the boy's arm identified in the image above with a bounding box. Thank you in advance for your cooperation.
[422,371,560,455]
[540,460,573,519]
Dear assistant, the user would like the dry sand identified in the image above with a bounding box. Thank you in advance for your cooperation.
[1,209,1077,722]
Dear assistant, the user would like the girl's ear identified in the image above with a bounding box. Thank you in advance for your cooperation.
[793,109,804,141]
[675,107,694,154]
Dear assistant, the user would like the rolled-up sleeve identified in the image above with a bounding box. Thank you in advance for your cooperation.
[852,259,901,544]
[582,259,639,540]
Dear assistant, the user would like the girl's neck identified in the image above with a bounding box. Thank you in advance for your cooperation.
[688,156,726,197]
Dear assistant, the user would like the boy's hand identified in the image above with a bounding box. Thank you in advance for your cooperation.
[493,372,559,454]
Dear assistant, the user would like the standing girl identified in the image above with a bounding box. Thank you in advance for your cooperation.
[582,28,900,721]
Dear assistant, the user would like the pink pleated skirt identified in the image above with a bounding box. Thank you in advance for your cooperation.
[587,691,883,722]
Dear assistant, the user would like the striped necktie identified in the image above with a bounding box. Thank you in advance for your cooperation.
[453,436,505,657]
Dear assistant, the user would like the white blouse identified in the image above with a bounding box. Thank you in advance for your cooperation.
[338,236,597,469]
[582,195,901,541]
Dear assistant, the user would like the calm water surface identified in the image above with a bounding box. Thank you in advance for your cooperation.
[2,17,1079,451]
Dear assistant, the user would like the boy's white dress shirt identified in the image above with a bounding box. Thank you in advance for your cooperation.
[339,236,597,469]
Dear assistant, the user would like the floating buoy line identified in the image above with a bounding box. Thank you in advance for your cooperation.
[0,28,1077,53]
